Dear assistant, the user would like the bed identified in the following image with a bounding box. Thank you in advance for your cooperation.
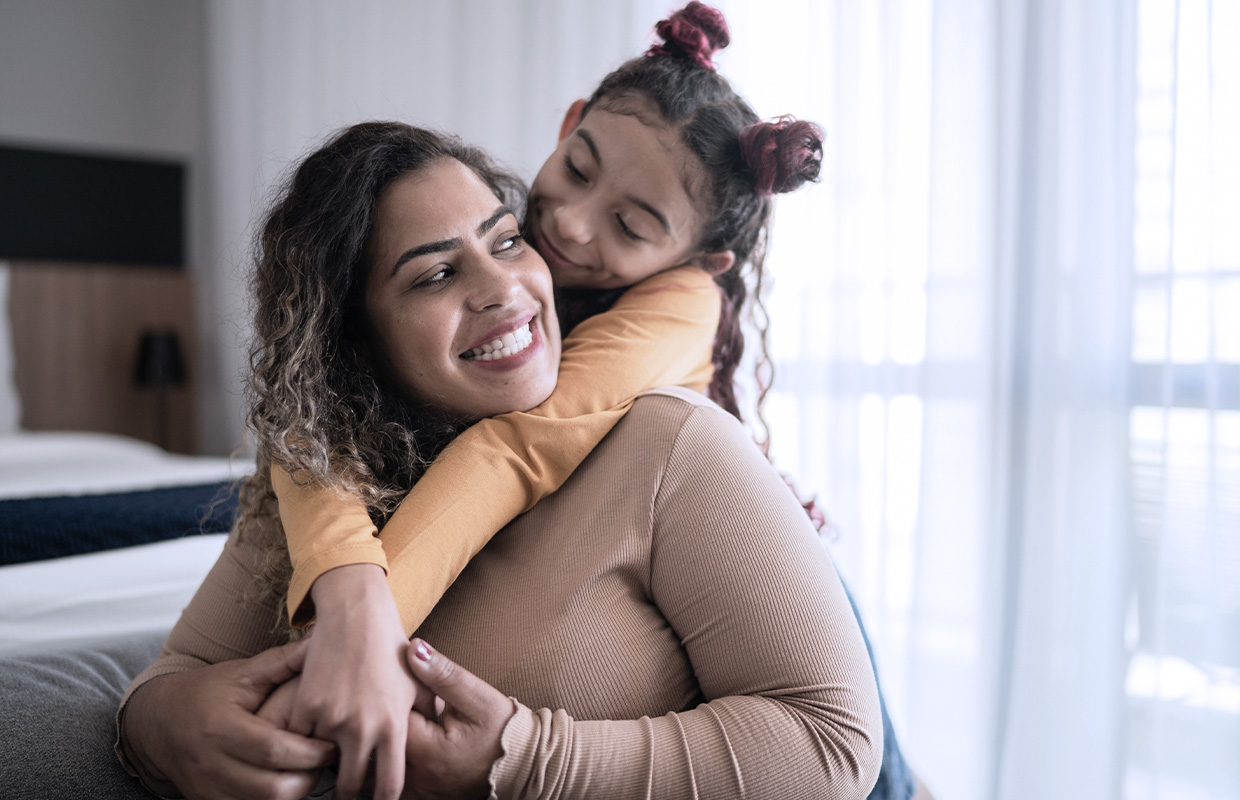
[0,430,245,655]
[0,262,253,656]
[0,261,254,797]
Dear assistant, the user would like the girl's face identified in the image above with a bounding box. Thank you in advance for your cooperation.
[364,158,561,420]
[527,97,716,290]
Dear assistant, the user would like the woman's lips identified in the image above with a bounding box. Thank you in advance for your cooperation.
[461,321,533,361]
[460,316,545,370]
[463,316,535,355]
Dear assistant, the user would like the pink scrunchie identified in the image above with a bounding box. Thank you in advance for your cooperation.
[645,1,730,71]
[739,116,826,197]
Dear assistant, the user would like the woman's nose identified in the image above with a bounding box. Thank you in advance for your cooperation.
[551,202,592,245]
[465,257,524,312]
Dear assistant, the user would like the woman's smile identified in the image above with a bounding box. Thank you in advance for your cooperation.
[461,318,536,361]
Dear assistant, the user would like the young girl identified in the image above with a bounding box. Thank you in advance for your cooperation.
[265,5,903,800]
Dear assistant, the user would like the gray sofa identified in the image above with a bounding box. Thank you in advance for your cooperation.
[0,634,164,799]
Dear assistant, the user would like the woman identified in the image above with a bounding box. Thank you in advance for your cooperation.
[116,122,882,800]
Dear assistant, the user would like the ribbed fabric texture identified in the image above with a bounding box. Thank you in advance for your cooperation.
[119,390,882,798]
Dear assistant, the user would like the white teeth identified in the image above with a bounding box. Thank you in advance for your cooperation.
[464,323,533,361]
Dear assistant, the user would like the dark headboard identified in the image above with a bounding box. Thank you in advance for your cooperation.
[0,145,184,267]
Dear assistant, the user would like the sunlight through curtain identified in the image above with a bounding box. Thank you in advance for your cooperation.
[723,0,1238,797]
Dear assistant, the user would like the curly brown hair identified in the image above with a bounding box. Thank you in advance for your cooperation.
[234,122,528,606]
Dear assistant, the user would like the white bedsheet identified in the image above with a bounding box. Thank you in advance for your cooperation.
[0,534,227,656]
[0,431,253,654]
[0,430,247,499]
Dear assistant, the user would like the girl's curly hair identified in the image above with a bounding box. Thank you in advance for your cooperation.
[234,122,528,607]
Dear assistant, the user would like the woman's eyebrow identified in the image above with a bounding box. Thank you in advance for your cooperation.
[476,206,512,237]
[390,206,514,276]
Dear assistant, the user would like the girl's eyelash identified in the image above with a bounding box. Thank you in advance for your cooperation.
[617,215,643,242]
[564,154,586,182]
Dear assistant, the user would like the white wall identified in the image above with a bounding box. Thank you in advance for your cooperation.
[0,0,211,445]
[0,0,203,158]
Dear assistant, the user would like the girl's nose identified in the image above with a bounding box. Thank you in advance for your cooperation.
[551,202,592,245]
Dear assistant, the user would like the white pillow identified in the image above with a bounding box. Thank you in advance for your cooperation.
[0,263,22,433]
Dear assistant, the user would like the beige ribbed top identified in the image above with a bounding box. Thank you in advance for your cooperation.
[119,389,882,799]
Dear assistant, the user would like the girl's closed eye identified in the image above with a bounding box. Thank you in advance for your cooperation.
[616,215,644,242]
[563,154,587,183]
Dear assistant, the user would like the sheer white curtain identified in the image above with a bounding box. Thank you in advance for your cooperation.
[197,1,1239,797]
[728,1,1239,798]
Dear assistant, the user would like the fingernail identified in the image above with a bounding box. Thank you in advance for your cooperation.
[415,640,433,663]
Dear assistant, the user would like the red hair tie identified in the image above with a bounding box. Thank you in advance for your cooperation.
[645,2,730,71]
[739,116,826,197]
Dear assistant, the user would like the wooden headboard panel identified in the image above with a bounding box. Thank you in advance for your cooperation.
[8,262,197,453]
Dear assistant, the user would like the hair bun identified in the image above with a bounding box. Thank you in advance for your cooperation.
[645,2,730,70]
[739,116,826,197]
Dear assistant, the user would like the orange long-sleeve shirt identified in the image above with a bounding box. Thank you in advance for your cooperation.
[275,266,720,634]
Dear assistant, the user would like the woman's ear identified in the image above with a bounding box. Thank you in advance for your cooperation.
[691,250,735,276]
[558,99,587,143]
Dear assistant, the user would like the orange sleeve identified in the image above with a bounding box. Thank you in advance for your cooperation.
[271,464,386,627]
[382,265,720,634]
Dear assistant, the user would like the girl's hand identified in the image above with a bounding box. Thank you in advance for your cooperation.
[255,671,301,730]
[119,639,336,800]
[401,639,516,800]
[290,564,417,800]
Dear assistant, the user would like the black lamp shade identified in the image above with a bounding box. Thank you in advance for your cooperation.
[134,330,186,388]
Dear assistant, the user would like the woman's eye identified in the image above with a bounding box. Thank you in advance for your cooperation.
[415,266,452,288]
[617,215,644,242]
[495,233,525,255]
[564,154,587,183]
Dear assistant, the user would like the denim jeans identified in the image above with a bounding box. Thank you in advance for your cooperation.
[842,582,917,800]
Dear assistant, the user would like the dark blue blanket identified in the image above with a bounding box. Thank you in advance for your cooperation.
[0,482,238,567]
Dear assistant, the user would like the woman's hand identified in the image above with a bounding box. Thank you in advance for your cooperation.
[119,639,337,800]
[401,639,516,800]
[290,563,417,800]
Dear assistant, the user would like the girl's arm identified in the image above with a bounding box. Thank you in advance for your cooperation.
[276,265,721,633]
[272,465,385,627]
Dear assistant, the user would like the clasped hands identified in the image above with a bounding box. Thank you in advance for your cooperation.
[260,635,512,800]
[261,562,514,800]
[122,563,514,800]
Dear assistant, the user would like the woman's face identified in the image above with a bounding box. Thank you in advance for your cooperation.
[364,158,561,420]
[527,97,712,290]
